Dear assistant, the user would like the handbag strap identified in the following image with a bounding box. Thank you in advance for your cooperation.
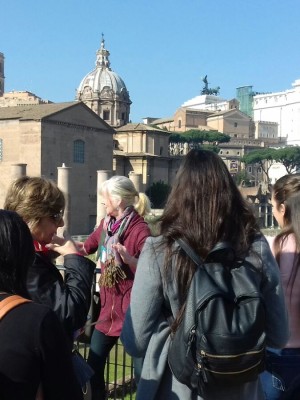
[0,295,31,320]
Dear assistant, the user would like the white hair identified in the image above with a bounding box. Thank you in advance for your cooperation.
[101,176,138,207]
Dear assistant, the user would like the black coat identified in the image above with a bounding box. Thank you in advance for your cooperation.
[27,252,95,344]
[0,294,83,400]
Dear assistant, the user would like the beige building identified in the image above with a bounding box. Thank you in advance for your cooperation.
[0,90,52,107]
[114,123,181,191]
[0,101,114,234]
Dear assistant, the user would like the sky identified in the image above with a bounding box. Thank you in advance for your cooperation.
[1,0,300,123]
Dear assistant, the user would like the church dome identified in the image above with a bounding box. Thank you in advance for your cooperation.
[76,37,131,128]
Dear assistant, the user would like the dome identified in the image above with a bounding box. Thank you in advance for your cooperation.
[76,36,131,128]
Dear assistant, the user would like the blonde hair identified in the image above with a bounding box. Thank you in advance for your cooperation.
[135,192,152,217]
[101,175,151,217]
[4,176,65,230]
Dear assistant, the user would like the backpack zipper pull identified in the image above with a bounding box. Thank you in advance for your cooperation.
[186,327,196,356]
[199,350,208,383]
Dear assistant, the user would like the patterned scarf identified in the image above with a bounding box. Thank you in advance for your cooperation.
[99,206,135,288]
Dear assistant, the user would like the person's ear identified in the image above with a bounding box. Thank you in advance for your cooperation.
[279,203,286,215]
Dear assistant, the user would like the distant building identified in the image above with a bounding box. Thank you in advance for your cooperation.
[0,102,114,234]
[236,86,256,118]
[76,37,131,128]
[0,90,52,107]
[114,123,180,191]
[253,79,300,145]
[181,94,239,112]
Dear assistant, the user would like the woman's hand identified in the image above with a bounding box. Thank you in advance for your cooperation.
[46,234,81,256]
[112,242,137,267]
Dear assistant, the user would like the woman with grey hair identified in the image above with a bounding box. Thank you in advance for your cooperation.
[82,175,151,400]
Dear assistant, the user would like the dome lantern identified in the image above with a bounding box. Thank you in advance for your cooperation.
[76,35,131,128]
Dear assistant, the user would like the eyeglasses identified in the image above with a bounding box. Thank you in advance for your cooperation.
[49,211,64,223]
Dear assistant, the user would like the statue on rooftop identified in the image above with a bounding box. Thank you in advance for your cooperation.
[201,75,220,96]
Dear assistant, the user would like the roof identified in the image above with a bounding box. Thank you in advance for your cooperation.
[115,123,170,134]
[113,150,162,157]
[151,116,174,124]
[207,108,250,119]
[0,102,78,120]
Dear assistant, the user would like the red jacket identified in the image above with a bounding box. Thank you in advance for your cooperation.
[84,211,151,336]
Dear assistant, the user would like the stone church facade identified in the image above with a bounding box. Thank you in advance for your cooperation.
[0,101,114,234]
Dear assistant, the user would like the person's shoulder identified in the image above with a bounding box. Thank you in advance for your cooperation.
[144,235,164,248]
[12,300,53,321]
[250,233,269,250]
[130,212,151,232]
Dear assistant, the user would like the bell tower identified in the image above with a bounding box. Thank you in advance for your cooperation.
[0,53,4,97]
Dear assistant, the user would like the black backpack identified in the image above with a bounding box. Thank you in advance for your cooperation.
[167,238,266,396]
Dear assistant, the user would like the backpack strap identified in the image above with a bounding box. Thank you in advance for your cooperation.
[175,238,202,266]
[0,295,31,320]
[176,239,234,265]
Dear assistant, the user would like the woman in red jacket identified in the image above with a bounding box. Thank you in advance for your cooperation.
[82,176,151,400]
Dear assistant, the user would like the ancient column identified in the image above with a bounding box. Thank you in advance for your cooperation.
[11,163,27,180]
[129,171,142,192]
[96,170,112,226]
[57,163,71,234]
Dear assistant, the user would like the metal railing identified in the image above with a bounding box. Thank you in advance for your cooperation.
[57,266,136,399]
[77,340,136,400]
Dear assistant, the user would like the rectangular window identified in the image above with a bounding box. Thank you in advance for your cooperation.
[103,110,110,121]
[73,140,85,163]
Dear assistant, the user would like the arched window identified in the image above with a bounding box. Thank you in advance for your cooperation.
[73,140,85,163]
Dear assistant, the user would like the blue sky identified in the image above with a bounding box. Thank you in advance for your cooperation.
[2,0,300,122]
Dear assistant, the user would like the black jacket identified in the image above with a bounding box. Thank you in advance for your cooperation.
[27,252,95,344]
[0,294,83,400]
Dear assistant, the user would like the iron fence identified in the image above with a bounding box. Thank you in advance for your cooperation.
[77,340,136,400]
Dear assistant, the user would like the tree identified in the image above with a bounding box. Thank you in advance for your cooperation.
[146,180,171,208]
[274,146,300,174]
[241,148,278,182]
[169,129,230,144]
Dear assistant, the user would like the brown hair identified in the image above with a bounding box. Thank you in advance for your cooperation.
[272,173,300,296]
[159,149,260,329]
[4,176,65,231]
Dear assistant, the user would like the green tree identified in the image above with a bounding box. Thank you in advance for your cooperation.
[241,148,278,182]
[274,146,300,174]
[146,180,171,208]
[169,129,230,144]
[234,170,253,186]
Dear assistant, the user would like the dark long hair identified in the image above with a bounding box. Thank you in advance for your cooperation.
[272,173,300,298]
[0,210,35,297]
[160,149,260,326]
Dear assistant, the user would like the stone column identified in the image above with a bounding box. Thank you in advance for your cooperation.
[11,163,27,180]
[96,170,112,226]
[129,171,142,192]
[57,163,71,234]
